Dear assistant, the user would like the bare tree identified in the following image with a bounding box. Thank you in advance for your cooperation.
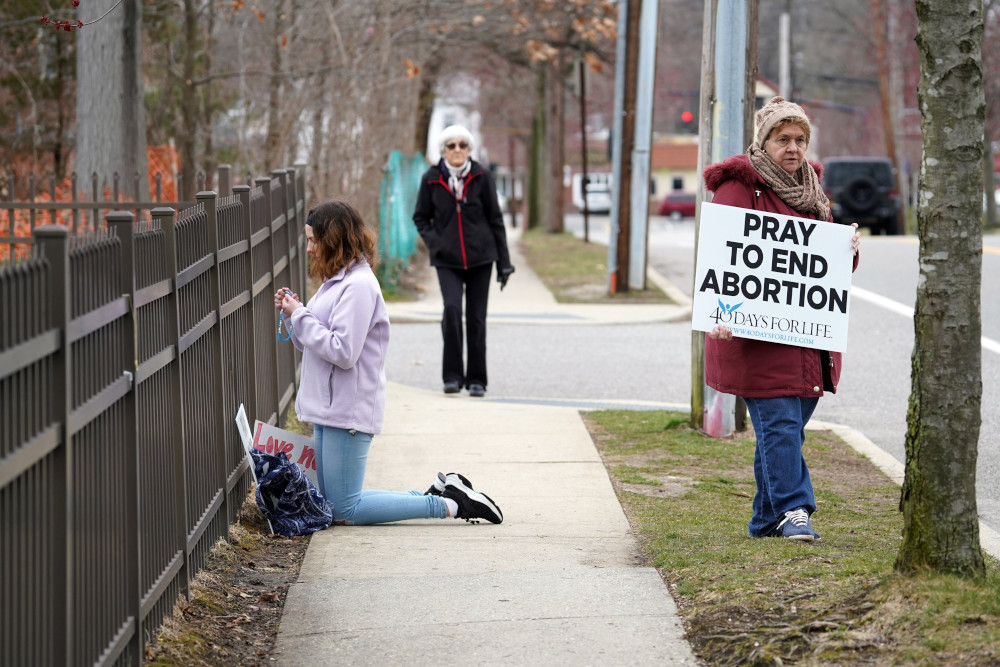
[75,0,149,200]
[895,0,985,577]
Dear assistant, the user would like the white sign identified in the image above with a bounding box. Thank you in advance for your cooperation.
[235,404,274,534]
[692,202,855,352]
[252,420,320,489]
[235,404,254,453]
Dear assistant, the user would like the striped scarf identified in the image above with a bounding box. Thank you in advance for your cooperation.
[747,144,831,221]
[445,159,472,202]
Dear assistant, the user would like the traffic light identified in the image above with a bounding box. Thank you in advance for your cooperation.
[680,110,695,134]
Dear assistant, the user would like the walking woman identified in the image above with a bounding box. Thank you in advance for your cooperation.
[703,97,860,542]
[413,125,515,397]
[275,200,502,524]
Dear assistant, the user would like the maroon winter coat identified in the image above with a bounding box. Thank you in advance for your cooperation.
[702,154,859,399]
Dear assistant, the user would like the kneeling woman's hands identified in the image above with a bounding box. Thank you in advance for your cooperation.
[274,287,303,317]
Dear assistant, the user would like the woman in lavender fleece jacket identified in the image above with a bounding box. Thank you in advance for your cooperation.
[274,200,502,525]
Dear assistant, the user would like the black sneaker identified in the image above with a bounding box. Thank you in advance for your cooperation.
[443,381,461,394]
[424,471,473,496]
[468,384,485,397]
[443,477,503,524]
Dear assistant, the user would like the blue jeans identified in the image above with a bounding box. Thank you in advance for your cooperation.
[313,425,447,525]
[743,396,818,537]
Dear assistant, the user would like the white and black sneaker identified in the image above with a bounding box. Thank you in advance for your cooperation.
[425,471,473,496]
[442,477,503,524]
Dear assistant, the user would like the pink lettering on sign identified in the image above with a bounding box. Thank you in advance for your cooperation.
[263,435,295,456]
[296,445,317,471]
[252,421,267,453]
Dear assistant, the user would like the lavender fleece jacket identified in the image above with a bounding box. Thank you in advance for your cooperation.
[288,258,389,434]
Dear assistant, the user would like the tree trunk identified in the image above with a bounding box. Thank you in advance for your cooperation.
[179,0,198,200]
[265,0,286,169]
[75,0,149,201]
[527,70,547,231]
[202,0,218,192]
[414,55,441,157]
[544,55,565,233]
[896,0,985,577]
[309,68,327,204]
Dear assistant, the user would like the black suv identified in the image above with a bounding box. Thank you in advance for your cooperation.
[821,157,902,235]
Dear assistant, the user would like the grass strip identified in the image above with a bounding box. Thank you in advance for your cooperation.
[518,227,674,304]
[584,409,1000,666]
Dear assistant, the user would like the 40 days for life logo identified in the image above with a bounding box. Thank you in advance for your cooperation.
[692,202,856,352]
[707,297,838,345]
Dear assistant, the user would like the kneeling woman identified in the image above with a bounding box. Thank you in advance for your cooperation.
[274,200,501,525]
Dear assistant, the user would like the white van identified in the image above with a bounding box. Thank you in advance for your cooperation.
[571,172,613,214]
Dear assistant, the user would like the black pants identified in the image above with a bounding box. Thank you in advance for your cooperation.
[436,264,492,388]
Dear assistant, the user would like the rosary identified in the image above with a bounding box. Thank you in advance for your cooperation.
[277,290,294,341]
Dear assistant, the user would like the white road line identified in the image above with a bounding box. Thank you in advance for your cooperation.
[853,285,1000,355]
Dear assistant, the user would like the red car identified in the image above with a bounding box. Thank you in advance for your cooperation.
[657,192,697,219]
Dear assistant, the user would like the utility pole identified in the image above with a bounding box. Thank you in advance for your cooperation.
[691,0,758,435]
[579,58,590,243]
[608,0,639,293]
[627,0,659,291]
[779,0,790,99]
[873,0,905,234]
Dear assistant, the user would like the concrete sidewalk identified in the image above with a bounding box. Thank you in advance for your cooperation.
[272,383,699,665]
[271,227,700,665]
[385,225,693,326]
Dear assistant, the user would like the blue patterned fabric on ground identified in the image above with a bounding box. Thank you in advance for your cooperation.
[251,449,333,536]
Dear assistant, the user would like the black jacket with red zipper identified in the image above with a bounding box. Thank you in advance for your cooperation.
[412,159,512,272]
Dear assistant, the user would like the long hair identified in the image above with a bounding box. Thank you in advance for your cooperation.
[306,200,378,280]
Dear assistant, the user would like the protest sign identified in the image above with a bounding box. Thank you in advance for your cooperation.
[235,404,254,453]
[692,202,855,352]
[251,420,320,488]
[235,404,274,533]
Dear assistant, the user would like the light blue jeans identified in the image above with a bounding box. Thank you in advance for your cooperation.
[313,425,448,525]
[743,396,819,537]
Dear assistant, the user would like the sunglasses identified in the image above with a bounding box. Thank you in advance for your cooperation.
[445,142,469,150]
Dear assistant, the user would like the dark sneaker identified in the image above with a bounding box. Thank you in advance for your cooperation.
[443,477,503,524]
[443,381,461,394]
[774,508,816,542]
[424,471,474,496]
[468,384,485,397]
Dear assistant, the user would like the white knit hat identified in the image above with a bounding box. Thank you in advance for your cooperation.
[438,125,475,155]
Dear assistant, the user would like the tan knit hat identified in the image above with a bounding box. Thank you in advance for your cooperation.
[755,96,811,147]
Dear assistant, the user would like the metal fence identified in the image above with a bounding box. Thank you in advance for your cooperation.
[0,164,261,263]
[0,167,307,666]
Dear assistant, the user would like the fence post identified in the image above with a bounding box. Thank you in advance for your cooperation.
[197,191,230,530]
[218,165,232,197]
[106,211,142,665]
[153,205,189,598]
[233,185,259,427]
[33,224,71,666]
[255,177,281,425]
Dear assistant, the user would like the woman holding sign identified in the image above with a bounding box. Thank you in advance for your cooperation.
[703,97,860,542]
[275,200,503,525]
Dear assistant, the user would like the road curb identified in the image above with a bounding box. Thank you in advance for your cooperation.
[810,419,1000,560]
